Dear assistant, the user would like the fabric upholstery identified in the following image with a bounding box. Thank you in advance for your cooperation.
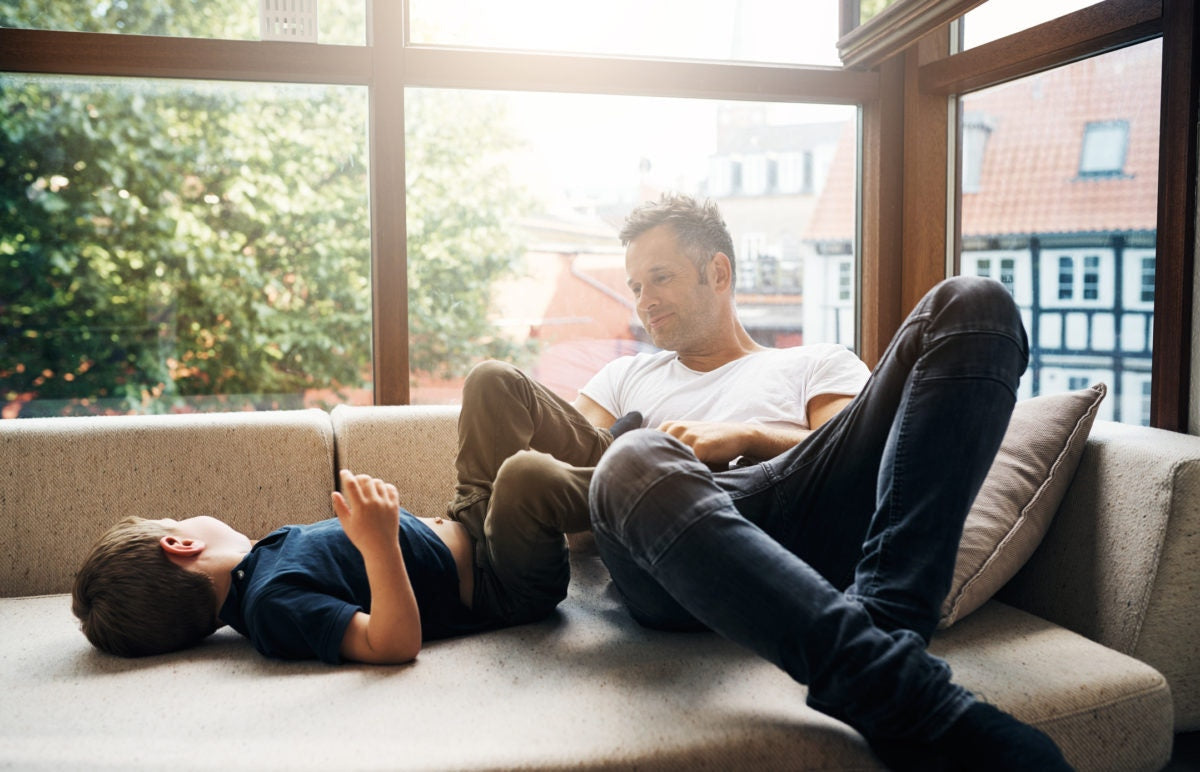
[330,404,460,519]
[0,405,1192,770]
[1000,420,1200,731]
[940,384,1106,627]
[0,555,1172,771]
[0,410,335,597]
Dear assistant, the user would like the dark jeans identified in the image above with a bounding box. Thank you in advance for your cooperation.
[588,276,1029,742]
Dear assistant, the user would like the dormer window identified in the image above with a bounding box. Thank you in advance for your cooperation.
[1079,120,1129,177]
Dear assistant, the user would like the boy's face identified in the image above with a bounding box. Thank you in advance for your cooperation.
[156,516,252,555]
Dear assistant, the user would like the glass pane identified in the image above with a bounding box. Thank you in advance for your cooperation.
[961,0,1101,49]
[860,0,901,25]
[0,74,371,418]
[404,88,858,404]
[407,0,842,67]
[0,0,366,45]
[956,40,1160,425]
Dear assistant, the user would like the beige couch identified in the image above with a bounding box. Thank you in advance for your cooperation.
[1,405,1196,771]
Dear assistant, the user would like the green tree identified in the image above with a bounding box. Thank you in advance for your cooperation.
[405,88,536,379]
[0,3,531,416]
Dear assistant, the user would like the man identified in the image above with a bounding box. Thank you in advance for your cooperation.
[447,194,868,627]
[587,201,1072,768]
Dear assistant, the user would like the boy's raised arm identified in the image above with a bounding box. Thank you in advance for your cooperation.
[332,470,422,665]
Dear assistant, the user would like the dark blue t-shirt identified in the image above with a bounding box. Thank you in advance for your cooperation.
[219,511,484,664]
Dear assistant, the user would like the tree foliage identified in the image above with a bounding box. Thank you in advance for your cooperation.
[0,2,531,416]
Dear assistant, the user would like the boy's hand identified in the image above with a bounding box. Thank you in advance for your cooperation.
[331,470,400,558]
[331,469,422,665]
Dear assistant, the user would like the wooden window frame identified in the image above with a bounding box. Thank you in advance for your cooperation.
[859,0,1192,431]
[0,8,876,407]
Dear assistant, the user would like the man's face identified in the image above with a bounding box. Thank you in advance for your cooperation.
[625,225,722,353]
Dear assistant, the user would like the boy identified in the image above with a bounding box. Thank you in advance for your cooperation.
[72,469,559,664]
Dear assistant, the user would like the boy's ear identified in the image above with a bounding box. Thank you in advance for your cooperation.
[159,535,205,557]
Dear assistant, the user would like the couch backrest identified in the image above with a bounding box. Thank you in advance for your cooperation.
[329,404,460,520]
[0,409,335,597]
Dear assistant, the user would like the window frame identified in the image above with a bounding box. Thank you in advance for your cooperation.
[906,0,1193,431]
[1,0,1192,432]
[0,9,876,407]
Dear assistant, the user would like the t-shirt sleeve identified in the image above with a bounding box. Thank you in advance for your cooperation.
[578,356,635,417]
[243,585,361,665]
[805,347,870,401]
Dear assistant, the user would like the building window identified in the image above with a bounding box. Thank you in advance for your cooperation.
[1141,255,1156,303]
[1058,256,1075,300]
[1083,254,1101,300]
[999,258,1015,295]
[961,113,993,194]
[838,260,852,302]
[977,258,992,278]
[1079,120,1130,177]
[1142,379,1153,425]
[1068,376,1091,391]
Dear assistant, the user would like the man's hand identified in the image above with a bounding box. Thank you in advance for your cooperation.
[655,420,810,468]
[332,470,401,559]
[658,420,757,467]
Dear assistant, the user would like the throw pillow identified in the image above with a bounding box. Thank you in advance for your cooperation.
[938,382,1107,628]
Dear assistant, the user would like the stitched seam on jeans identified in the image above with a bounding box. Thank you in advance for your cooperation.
[618,469,729,567]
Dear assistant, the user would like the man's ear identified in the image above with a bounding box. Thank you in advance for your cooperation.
[160,535,205,558]
[709,252,733,292]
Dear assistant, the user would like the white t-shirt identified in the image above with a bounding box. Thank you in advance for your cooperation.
[579,344,870,431]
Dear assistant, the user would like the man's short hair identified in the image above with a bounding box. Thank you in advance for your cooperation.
[72,516,218,657]
[619,193,736,283]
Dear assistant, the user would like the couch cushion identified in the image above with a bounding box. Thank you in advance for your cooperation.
[330,404,460,519]
[0,552,1171,771]
[0,410,335,597]
[939,384,1106,628]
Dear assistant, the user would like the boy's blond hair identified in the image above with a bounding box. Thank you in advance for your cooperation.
[72,516,218,657]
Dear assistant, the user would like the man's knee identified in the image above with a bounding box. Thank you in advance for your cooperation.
[491,450,591,530]
[590,430,689,534]
[494,449,564,493]
[933,276,1022,331]
[463,359,523,403]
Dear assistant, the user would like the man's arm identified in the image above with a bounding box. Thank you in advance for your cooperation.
[658,393,855,467]
[573,393,618,430]
[332,470,422,665]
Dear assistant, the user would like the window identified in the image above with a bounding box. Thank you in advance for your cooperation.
[998,258,1015,295]
[1082,255,1101,300]
[838,261,853,302]
[0,0,367,44]
[961,113,992,193]
[1141,255,1156,303]
[407,0,842,66]
[1,73,371,417]
[1058,256,1074,300]
[402,91,857,402]
[1079,120,1130,177]
[961,0,1103,49]
[1,6,864,417]
[956,41,1160,426]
